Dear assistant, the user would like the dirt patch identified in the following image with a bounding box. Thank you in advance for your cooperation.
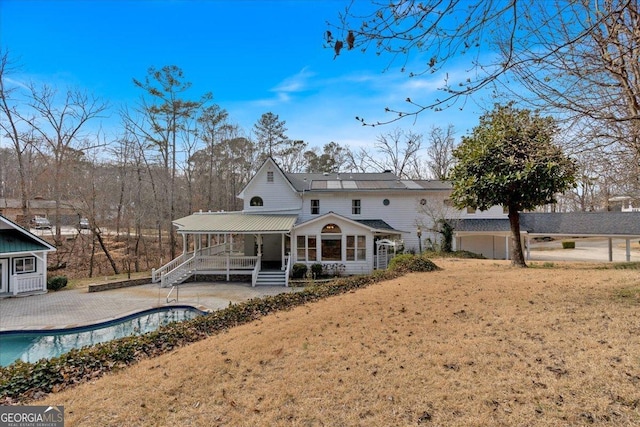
[42,259,640,426]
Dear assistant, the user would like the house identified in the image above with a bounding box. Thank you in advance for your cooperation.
[0,215,56,297]
[152,158,640,288]
[152,157,506,287]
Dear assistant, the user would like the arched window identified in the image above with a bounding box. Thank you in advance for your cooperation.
[250,196,264,207]
[321,223,341,233]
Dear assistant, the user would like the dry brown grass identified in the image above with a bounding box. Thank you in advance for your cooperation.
[42,259,640,426]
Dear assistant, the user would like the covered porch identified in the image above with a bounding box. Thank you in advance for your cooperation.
[152,212,297,288]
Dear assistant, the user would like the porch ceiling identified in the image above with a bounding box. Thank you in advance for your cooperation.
[173,212,298,234]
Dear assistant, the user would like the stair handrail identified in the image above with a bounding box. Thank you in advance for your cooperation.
[284,254,291,287]
[166,285,178,303]
[153,243,228,283]
[251,255,262,287]
[161,256,198,288]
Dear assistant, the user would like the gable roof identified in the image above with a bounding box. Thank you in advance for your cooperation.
[238,157,297,199]
[173,212,298,234]
[0,215,56,254]
[294,211,406,233]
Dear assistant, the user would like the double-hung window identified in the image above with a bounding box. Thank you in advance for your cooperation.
[311,199,320,215]
[352,199,361,215]
[14,257,36,274]
[346,235,366,261]
[296,235,317,261]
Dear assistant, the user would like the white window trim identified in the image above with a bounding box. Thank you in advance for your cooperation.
[14,256,36,274]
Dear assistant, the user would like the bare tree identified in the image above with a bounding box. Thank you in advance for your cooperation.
[0,50,34,225]
[424,124,457,180]
[350,128,423,177]
[328,1,637,128]
[17,84,108,242]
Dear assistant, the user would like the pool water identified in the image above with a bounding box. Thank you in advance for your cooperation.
[0,306,204,367]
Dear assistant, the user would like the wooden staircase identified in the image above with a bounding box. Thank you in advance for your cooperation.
[254,270,287,286]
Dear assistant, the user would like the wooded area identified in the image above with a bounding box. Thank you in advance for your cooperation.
[1,0,639,275]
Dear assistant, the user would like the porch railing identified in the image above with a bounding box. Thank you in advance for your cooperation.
[160,255,259,287]
[12,274,46,295]
[284,255,291,287]
[251,255,262,287]
[153,243,231,283]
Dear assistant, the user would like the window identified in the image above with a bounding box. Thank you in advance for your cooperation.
[321,223,342,261]
[443,199,453,207]
[267,171,274,182]
[346,235,367,261]
[296,235,317,261]
[250,196,263,206]
[467,206,476,214]
[352,199,361,215]
[311,199,320,215]
[14,257,35,274]
[321,223,341,233]
[321,238,342,261]
[502,205,509,214]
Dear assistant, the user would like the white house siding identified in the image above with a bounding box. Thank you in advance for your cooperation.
[292,216,374,275]
[297,191,462,253]
[242,164,301,214]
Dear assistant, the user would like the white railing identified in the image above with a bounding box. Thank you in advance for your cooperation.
[160,255,259,287]
[12,274,46,295]
[153,243,232,283]
[153,253,190,283]
[284,255,291,287]
[251,255,262,287]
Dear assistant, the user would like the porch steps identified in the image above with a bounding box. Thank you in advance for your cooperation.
[167,270,193,287]
[255,270,287,286]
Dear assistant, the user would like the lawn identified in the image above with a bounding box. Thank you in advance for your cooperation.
[41,259,640,426]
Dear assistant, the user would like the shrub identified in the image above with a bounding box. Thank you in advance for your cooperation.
[562,240,575,249]
[47,276,68,291]
[291,263,307,279]
[388,254,440,273]
[310,263,323,278]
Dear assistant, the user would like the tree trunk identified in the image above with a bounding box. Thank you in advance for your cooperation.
[508,206,527,267]
[94,228,119,275]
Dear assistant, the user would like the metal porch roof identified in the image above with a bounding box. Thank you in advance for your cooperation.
[173,212,298,234]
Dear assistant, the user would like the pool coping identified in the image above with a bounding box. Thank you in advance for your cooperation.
[0,304,211,334]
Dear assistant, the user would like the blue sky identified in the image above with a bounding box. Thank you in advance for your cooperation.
[0,0,487,151]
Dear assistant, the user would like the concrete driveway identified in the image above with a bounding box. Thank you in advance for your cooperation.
[528,237,640,263]
[0,281,299,331]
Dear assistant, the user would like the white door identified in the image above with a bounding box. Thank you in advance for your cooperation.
[0,259,8,293]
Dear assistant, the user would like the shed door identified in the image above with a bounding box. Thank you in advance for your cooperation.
[0,259,8,293]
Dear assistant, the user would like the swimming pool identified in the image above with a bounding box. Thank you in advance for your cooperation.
[0,306,205,367]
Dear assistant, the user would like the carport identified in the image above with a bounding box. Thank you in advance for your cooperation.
[455,212,640,262]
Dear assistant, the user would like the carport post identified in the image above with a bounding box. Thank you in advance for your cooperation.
[626,239,631,262]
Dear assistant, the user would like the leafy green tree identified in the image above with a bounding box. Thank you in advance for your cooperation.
[449,104,576,267]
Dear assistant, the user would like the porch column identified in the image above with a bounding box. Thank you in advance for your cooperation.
[626,238,631,262]
[608,238,613,262]
[525,235,530,260]
[182,234,187,256]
